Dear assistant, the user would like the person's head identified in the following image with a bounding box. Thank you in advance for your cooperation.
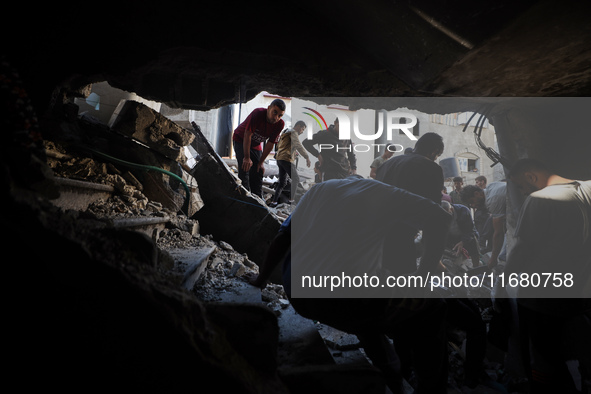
[383,143,396,159]
[460,184,486,209]
[475,175,487,189]
[453,176,463,190]
[413,132,444,161]
[332,117,340,132]
[404,147,414,155]
[293,120,307,135]
[508,158,552,196]
[266,99,286,124]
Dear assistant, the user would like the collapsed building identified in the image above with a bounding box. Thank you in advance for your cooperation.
[2,0,591,393]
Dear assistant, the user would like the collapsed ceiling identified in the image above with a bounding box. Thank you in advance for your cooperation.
[4,0,591,258]
[4,0,591,117]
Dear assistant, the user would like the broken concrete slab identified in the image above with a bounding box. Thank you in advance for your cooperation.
[48,119,193,216]
[83,132,193,215]
[317,323,362,351]
[139,170,188,214]
[190,153,283,282]
[52,177,114,211]
[215,278,263,304]
[111,216,170,241]
[167,246,217,290]
[189,121,228,170]
[111,100,194,164]
[276,303,336,369]
[206,275,338,377]
[188,120,285,277]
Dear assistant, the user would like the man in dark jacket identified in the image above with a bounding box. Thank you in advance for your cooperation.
[441,201,481,264]
[248,175,452,394]
[376,132,445,274]
[302,117,357,181]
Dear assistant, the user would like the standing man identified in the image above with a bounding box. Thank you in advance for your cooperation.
[248,175,452,394]
[449,176,465,205]
[461,181,507,269]
[473,175,492,252]
[376,132,445,274]
[302,117,357,181]
[369,143,396,179]
[375,132,446,384]
[441,201,481,264]
[376,132,445,204]
[498,158,591,393]
[270,120,311,206]
[232,98,286,197]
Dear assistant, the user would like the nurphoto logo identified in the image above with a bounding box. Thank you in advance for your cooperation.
[302,107,418,152]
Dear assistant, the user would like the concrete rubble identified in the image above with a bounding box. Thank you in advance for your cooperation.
[20,97,369,392]
[111,100,196,164]
[8,95,517,394]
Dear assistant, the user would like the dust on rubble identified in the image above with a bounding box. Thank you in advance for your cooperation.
[44,139,301,322]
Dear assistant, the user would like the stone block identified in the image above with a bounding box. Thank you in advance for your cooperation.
[111,100,194,163]
[167,246,217,290]
[52,177,114,211]
[191,154,282,281]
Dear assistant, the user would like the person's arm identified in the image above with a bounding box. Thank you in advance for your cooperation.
[369,157,383,179]
[452,241,465,257]
[429,167,445,203]
[257,140,275,173]
[242,130,253,172]
[458,206,477,244]
[389,188,451,276]
[248,229,291,288]
[451,209,477,257]
[292,132,311,165]
[302,137,320,158]
[369,166,378,179]
[487,216,505,268]
[416,216,450,276]
[412,204,451,276]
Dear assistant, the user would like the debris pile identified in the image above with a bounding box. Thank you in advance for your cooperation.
[25,94,515,393]
[155,225,291,318]
[42,97,294,317]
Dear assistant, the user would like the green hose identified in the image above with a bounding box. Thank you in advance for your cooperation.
[86,147,191,215]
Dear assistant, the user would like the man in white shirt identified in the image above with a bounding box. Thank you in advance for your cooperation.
[502,158,591,393]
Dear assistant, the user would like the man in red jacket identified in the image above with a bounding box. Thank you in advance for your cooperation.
[232,98,286,197]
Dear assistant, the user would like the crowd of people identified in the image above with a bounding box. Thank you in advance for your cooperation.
[234,101,590,393]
